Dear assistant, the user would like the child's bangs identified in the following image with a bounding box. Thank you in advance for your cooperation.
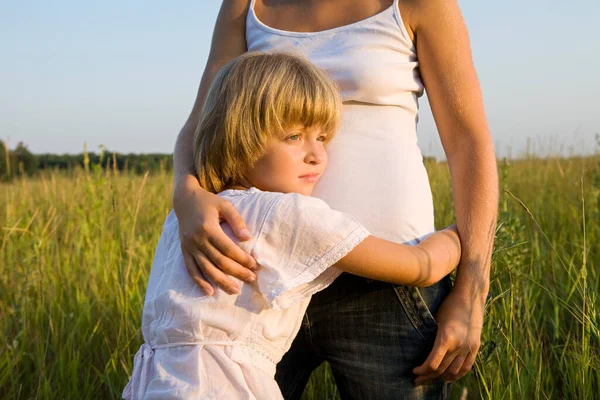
[267,62,341,139]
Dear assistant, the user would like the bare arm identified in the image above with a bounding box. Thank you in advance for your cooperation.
[413,0,497,302]
[173,0,257,296]
[336,227,461,287]
[402,0,499,384]
[173,0,249,185]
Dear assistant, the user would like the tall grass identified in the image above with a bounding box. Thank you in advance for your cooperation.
[1,155,598,399]
[426,156,600,399]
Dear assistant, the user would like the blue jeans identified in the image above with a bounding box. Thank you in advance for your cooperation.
[275,273,453,399]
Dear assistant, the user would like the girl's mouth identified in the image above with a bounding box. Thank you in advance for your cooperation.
[298,173,320,183]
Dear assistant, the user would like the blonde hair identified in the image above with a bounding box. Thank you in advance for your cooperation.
[193,52,341,193]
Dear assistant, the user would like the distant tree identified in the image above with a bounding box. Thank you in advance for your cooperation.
[12,142,38,176]
[0,140,8,180]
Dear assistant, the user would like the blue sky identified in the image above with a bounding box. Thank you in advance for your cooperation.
[1,0,599,159]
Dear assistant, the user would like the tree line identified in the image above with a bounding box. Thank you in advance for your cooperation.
[0,141,173,181]
[1,140,442,182]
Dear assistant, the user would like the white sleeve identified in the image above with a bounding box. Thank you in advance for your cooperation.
[251,193,370,311]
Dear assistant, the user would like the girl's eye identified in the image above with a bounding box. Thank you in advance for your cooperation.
[317,136,327,142]
[287,134,301,141]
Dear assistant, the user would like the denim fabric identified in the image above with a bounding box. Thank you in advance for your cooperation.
[275,273,453,400]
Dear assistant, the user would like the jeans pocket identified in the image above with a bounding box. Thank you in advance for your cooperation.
[393,275,452,342]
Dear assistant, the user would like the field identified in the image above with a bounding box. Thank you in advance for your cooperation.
[1,155,599,399]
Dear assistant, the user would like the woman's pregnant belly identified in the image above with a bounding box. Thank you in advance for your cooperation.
[312,103,435,243]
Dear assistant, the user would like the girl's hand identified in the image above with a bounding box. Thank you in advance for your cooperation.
[173,176,258,295]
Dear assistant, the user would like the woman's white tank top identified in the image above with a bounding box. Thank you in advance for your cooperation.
[246,0,434,243]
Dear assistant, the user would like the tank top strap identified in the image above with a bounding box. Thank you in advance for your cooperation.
[250,0,397,12]
[248,1,406,39]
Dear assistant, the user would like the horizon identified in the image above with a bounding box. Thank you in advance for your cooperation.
[4,139,598,163]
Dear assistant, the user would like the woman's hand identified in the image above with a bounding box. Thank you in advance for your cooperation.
[173,176,258,295]
[412,290,483,384]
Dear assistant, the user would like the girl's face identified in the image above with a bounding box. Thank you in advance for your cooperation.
[244,125,329,196]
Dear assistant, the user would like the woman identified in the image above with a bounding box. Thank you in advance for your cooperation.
[172,0,498,398]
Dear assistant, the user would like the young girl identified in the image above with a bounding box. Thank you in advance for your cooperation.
[123,52,461,400]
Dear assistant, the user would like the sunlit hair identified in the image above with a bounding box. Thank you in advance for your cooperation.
[193,51,341,193]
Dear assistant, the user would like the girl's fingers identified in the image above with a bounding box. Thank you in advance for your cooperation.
[182,253,214,296]
[195,251,241,295]
[204,238,256,282]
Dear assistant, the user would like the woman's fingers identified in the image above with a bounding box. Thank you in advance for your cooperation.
[205,236,257,282]
[182,253,214,296]
[424,352,461,384]
[413,338,448,386]
[180,220,256,290]
[176,193,257,292]
[451,348,477,381]
[440,352,469,382]
[413,325,468,385]
[414,348,459,385]
[413,322,480,385]
[194,251,241,295]
[413,334,447,374]
[220,201,252,242]
[209,224,257,270]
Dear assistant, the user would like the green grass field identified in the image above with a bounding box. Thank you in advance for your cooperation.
[1,155,598,399]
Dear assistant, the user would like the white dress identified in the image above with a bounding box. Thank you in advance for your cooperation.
[122,188,370,399]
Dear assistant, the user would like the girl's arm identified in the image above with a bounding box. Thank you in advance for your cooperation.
[336,226,461,287]
[173,0,258,296]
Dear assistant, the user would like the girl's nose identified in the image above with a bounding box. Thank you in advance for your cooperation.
[305,143,325,165]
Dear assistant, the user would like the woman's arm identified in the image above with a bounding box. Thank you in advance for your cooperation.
[336,227,461,288]
[400,0,499,385]
[173,0,257,296]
